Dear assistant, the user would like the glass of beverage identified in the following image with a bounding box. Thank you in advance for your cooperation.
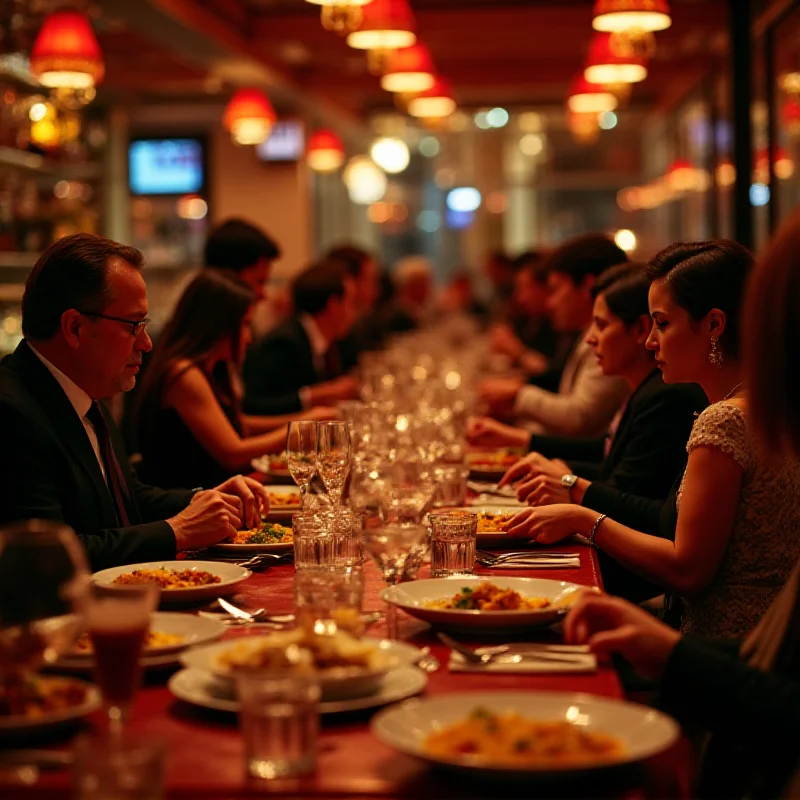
[360,524,428,639]
[81,583,159,730]
[72,733,165,800]
[0,521,89,680]
[317,421,351,508]
[294,565,365,636]
[429,511,478,578]
[379,459,437,525]
[286,421,318,510]
[292,513,334,570]
[433,464,469,508]
[236,673,320,780]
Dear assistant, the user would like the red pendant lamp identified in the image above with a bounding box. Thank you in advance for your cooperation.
[223,88,277,146]
[407,77,456,119]
[29,10,105,89]
[307,129,345,172]
[584,32,647,85]
[784,99,800,136]
[567,76,617,114]
[346,0,416,73]
[304,0,373,35]
[592,0,670,58]
[755,147,795,182]
[381,43,435,93]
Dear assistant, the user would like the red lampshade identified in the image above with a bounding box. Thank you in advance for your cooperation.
[567,76,618,114]
[381,43,435,92]
[30,10,104,89]
[755,147,795,181]
[407,77,456,118]
[223,88,277,146]
[346,0,416,50]
[307,129,345,172]
[592,0,671,33]
[585,32,647,84]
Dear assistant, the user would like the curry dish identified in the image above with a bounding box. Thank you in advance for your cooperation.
[425,581,551,611]
[72,630,184,653]
[111,568,221,589]
[0,675,88,718]
[424,708,625,767]
[231,522,293,545]
[476,512,516,533]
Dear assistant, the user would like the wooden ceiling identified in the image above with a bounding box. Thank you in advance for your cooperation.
[95,0,730,117]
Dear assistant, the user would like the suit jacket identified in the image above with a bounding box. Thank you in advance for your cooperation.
[242,316,322,415]
[0,341,193,570]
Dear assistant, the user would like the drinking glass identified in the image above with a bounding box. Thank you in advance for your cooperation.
[236,673,320,780]
[360,524,428,639]
[317,421,351,507]
[432,464,469,508]
[379,459,436,525]
[0,520,89,680]
[294,565,365,636]
[72,733,165,800]
[429,511,477,577]
[81,582,159,730]
[292,513,334,569]
[286,421,318,510]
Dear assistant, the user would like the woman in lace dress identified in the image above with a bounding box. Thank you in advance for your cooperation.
[507,240,800,638]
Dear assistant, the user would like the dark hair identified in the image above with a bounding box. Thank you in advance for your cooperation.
[292,260,349,315]
[326,244,372,279]
[514,249,549,284]
[544,233,628,286]
[22,233,144,341]
[133,270,254,448]
[745,213,800,456]
[591,262,650,325]
[646,240,754,359]
[203,218,281,272]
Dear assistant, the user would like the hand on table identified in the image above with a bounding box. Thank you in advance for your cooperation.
[499,452,571,490]
[466,416,529,448]
[489,323,525,361]
[169,490,244,551]
[564,593,681,680]
[504,504,590,544]
[518,474,573,506]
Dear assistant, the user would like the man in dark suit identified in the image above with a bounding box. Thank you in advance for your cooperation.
[0,233,269,570]
[243,259,360,415]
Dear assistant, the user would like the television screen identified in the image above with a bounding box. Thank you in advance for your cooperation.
[128,138,205,195]
[255,121,304,162]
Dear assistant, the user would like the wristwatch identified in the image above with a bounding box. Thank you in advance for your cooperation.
[561,474,578,499]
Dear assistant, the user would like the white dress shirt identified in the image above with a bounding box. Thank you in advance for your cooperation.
[28,345,107,480]
[298,314,331,409]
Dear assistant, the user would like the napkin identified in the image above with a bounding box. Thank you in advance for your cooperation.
[449,649,597,674]
[489,558,580,569]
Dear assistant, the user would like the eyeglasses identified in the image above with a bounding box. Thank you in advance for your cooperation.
[79,311,151,337]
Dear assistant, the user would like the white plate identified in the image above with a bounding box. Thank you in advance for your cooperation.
[211,541,294,554]
[454,506,527,547]
[181,636,420,701]
[169,666,427,715]
[382,576,581,634]
[372,691,680,777]
[92,561,252,605]
[51,613,227,670]
[0,676,101,737]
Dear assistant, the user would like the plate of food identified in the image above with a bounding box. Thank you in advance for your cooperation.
[212,521,294,554]
[92,561,252,605]
[0,674,101,737]
[181,629,420,701]
[266,486,301,519]
[466,451,522,478]
[443,506,524,547]
[51,613,227,672]
[382,577,583,634]
[372,691,679,778]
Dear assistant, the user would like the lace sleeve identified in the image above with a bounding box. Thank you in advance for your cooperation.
[686,402,752,471]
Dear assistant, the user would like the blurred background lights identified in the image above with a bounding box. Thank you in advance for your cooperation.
[485,191,507,214]
[486,107,509,128]
[473,110,491,129]
[446,186,482,212]
[614,228,637,252]
[343,156,387,204]
[518,111,543,133]
[598,110,618,130]
[29,101,48,121]
[369,137,410,174]
[519,133,544,156]
[176,195,209,220]
[417,209,441,232]
[418,136,439,157]
[750,183,770,206]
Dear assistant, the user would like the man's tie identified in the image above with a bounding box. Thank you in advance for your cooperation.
[86,401,131,527]
[323,344,341,381]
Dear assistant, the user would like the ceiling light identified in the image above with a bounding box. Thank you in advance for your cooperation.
[380,43,435,93]
[567,77,617,114]
[307,129,345,173]
[408,77,456,119]
[592,0,671,33]
[584,32,648,85]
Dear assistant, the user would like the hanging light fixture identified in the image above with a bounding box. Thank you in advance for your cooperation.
[29,10,105,89]
[304,0,373,35]
[584,32,647,85]
[755,147,795,182]
[592,0,671,59]
[568,112,600,144]
[407,77,456,119]
[380,43,435,93]
[223,88,276,146]
[307,129,346,172]
[346,0,416,74]
[784,99,800,136]
[567,76,618,114]
[665,159,705,193]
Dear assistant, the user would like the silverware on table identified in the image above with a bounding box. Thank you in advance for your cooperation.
[437,633,589,666]
[415,646,441,673]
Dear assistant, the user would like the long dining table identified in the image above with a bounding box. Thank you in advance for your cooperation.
[3,540,694,799]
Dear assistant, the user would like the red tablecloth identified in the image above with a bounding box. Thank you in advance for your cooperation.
[2,543,694,799]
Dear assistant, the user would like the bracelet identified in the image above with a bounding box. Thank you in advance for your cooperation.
[588,514,607,548]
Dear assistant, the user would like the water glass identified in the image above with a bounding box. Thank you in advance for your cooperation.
[429,511,477,577]
[292,514,334,569]
[329,508,365,566]
[294,565,365,635]
[72,733,165,800]
[236,673,320,780]
[433,464,468,508]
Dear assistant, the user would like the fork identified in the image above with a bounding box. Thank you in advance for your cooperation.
[437,633,588,665]
[476,551,579,565]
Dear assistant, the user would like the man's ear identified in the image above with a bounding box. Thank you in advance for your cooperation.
[61,310,83,350]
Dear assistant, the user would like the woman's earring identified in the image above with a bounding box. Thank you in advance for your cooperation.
[709,338,724,368]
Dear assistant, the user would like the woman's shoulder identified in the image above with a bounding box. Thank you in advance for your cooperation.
[688,401,752,468]
[163,360,213,403]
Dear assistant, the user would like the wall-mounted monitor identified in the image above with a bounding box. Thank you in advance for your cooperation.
[128,137,206,195]
[255,121,305,162]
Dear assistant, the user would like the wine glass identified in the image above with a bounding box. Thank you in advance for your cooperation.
[360,524,428,640]
[317,421,352,508]
[287,421,318,510]
[0,521,89,697]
